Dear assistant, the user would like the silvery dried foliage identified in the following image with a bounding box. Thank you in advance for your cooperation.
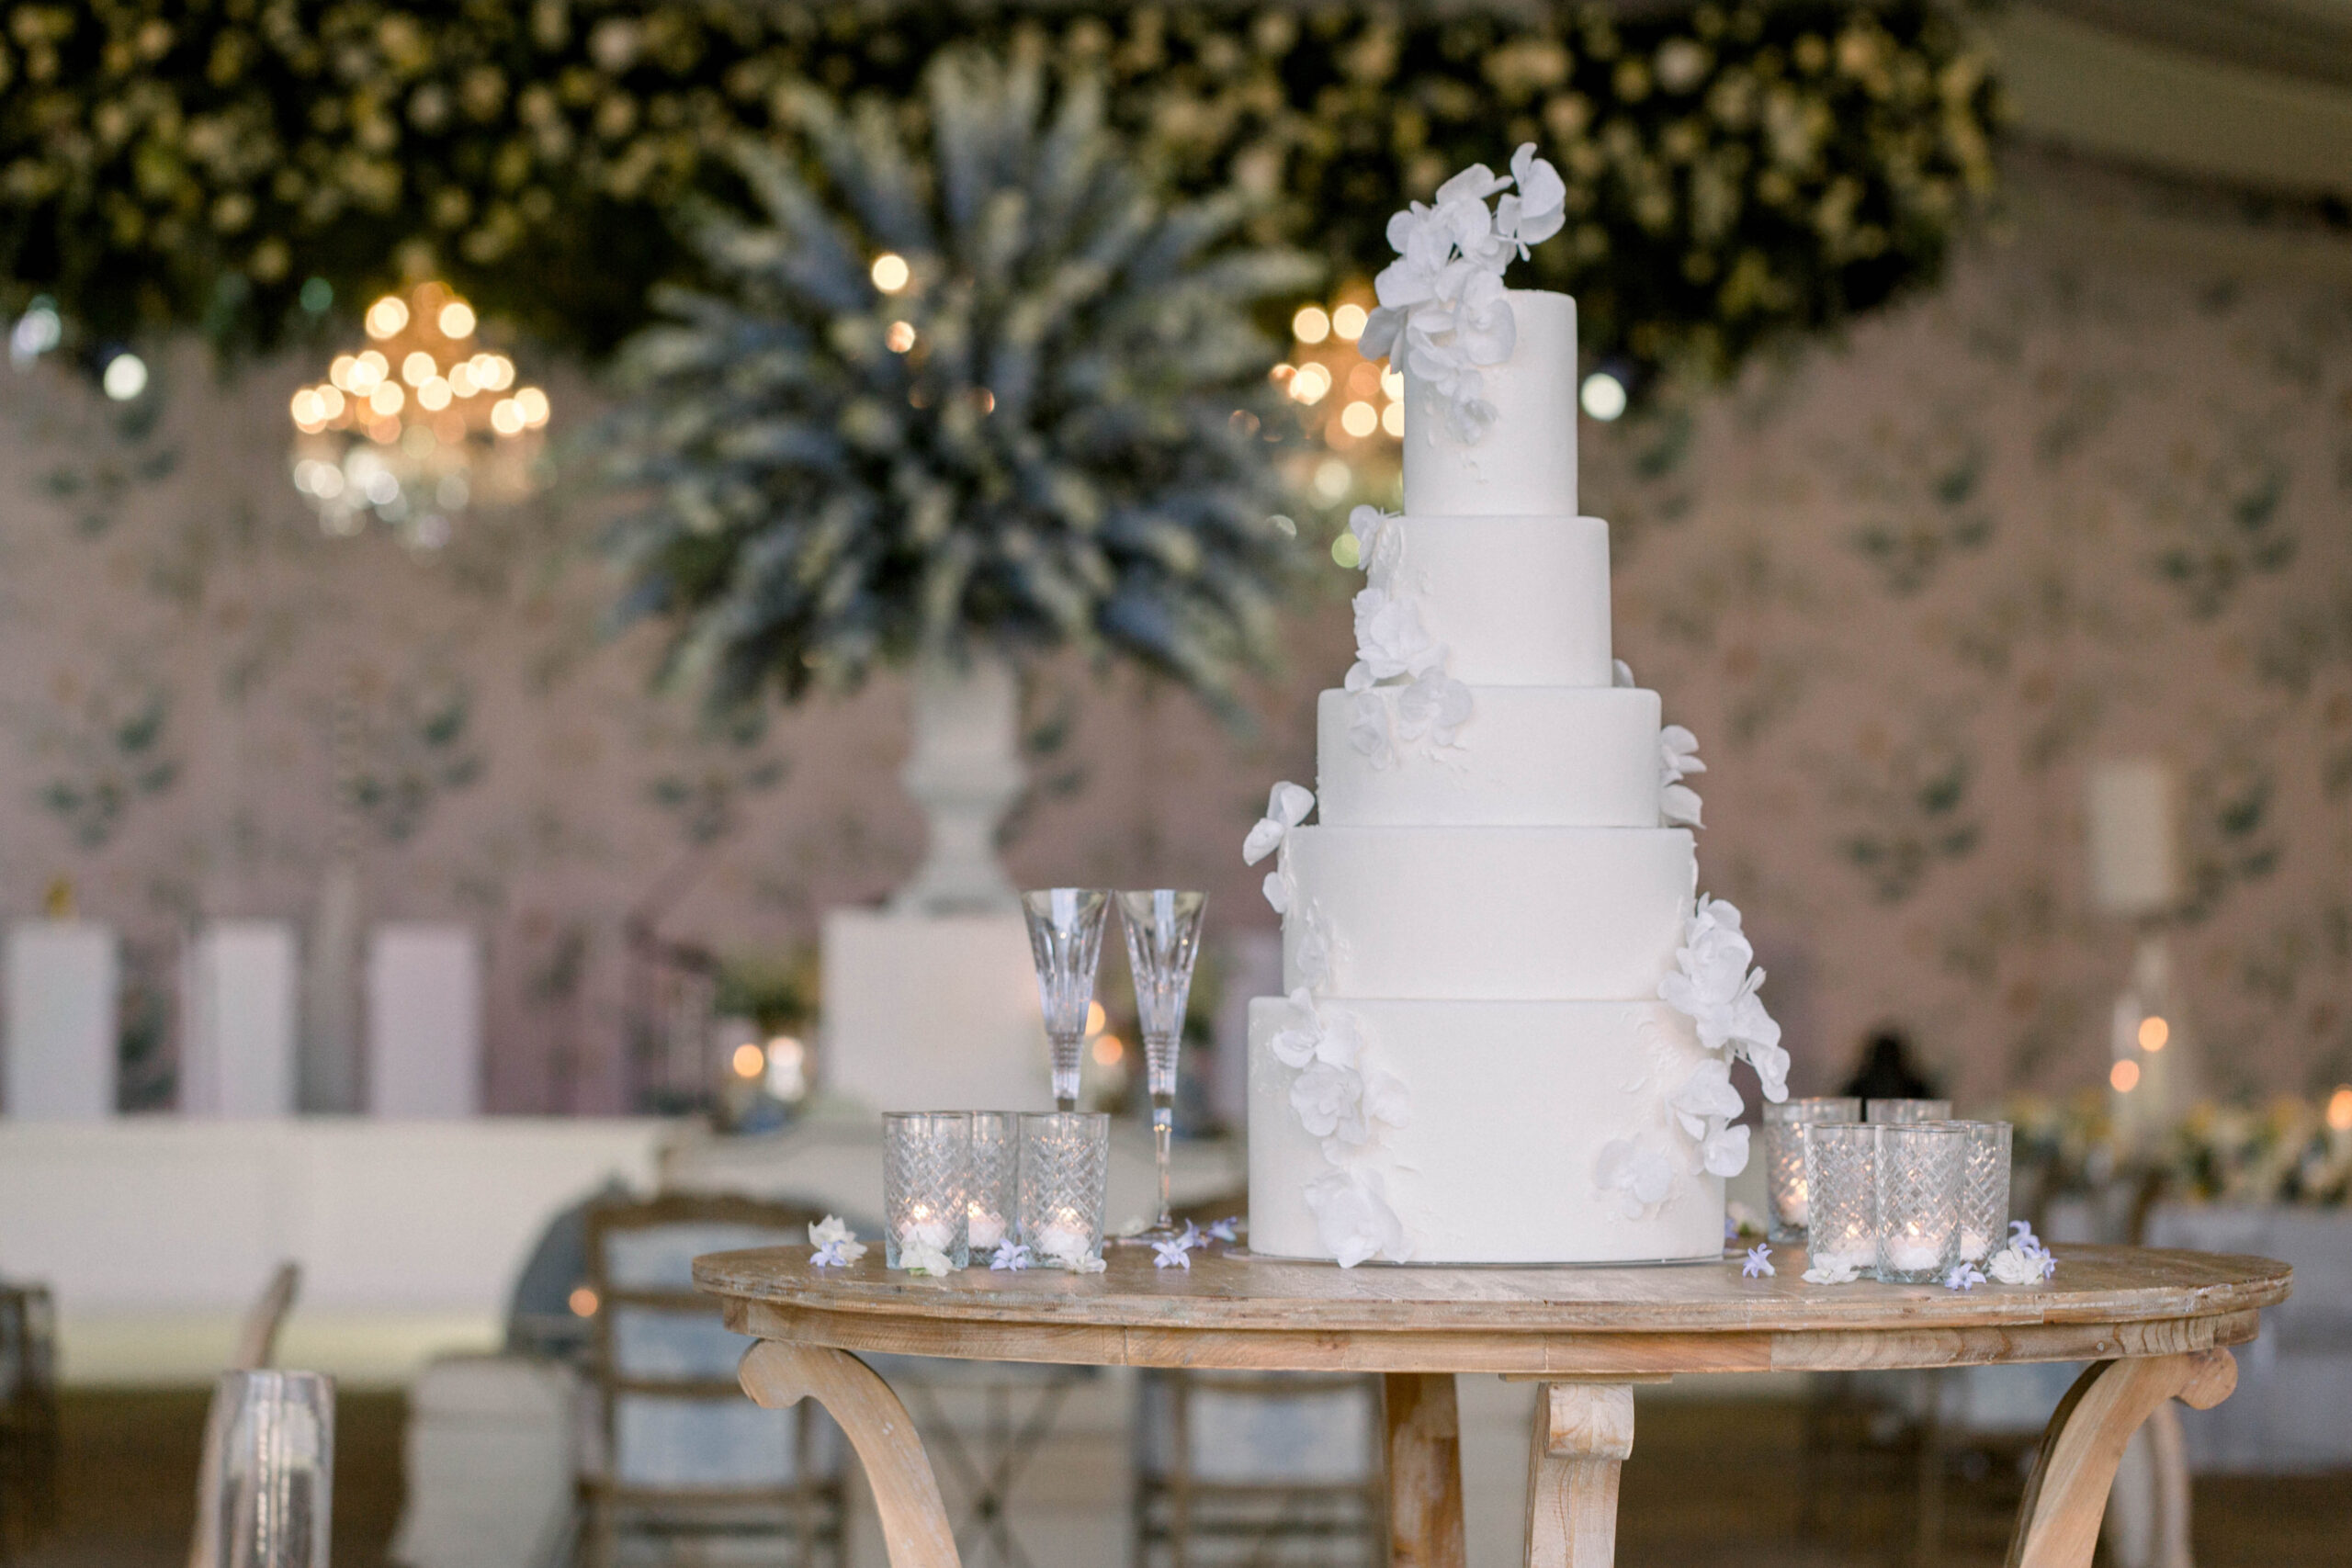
[604,46,1317,714]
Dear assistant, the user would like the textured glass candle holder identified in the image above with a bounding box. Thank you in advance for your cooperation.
[1804,1123,1878,1276]
[198,1370,334,1568]
[1953,1121,2014,1262]
[882,1111,971,1270]
[1117,888,1208,1238]
[1021,889,1112,1111]
[1762,1097,1862,1243]
[967,1111,1018,1254]
[1019,1111,1111,1271]
[1866,1098,1953,1124]
[1874,1122,1965,1283]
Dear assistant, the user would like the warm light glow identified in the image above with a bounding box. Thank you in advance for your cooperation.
[1581,370,1628,422]
[1312,457,1351,500]
[1091,1034,1124,1066]
[1292,305,1331,344]
[1085,1000,1107,1036]
[447,362,478,397]
[316,385,345,419]
[369,382,405,416]
[731,1042,766,1078]
[416,377,452,411]
[2110,1058,2141,1093]
[1379,366,1404,400]
[568,1286,599,1318]
[401,350,437,387]
[290,389,325,427]
[1289,362,1332,404]
[1331,532,1362,569]
[886,320,917,353]
[2328,1086,2352,1132]
[490,398,526,435]
[1340,400,1378,438]
[764,1036,808,1100]
[329,354,359,390]
[436,301,476,338]
[348,352,386,393]
[1330,302,1368,342]
[871,253,911,293]
[365,295,410,339]
[101,353,147,400]
[2137,1016,2169,1052]
[472,353,514,391]
[1382,400,1406,437]
[514,386,550,427]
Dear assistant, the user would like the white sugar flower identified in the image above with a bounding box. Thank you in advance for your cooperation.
[1291,912,1333,990]
[1346,688,1395,769]
[1261,867,1291,914]
[1658,896,1787,1102]
[1267,988,1363,1071]
[1669,1058,1745,1141]
[808,1216,867,1266]
[1393,669,1474,750]
[1595,1137,1677,1218]
[1613,659,1637,688]
[1348,586,1443,684]
[1243,781,1315,865]
[1347,505,1402,588]
[1699,1121,1750,1178]
[897,1235,955,1277]
[1292,1061,1367,1143]
[1304,1167,1406,1269]
[1501,143,1566,250]
[1660,725,1706,829]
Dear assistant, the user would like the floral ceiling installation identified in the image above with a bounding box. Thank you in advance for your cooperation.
[0,1,1996,388]
[602,43,1316,714]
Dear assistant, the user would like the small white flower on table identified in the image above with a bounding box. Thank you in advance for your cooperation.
[989,1242,1032,1272]
[1153,1237,1193,1269]
[898,1235,956,1277]
[1803,1258,1863,1286]
[1986,1220,2058,1284]
[808,1216,867,1268]
[1741,1244,1774,1279]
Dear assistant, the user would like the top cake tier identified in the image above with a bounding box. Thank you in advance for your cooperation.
[1401,289,1577,519]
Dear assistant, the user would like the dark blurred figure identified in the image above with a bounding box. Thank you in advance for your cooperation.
[1840,1026,1938,1101]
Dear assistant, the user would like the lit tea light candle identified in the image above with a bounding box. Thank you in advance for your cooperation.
[967,1208,1007,1250]
[1036,1208,1092,1267]
[1883,1232,1944,1274]
[1783,1179,1809,1229]
[1810,1247,1873,1274]
[898,1205,955,1251]
[1959,1228,1993,1263]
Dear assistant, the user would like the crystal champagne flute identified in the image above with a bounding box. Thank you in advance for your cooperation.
[1117,888,1208,1237]
[1021,888,1111,1111]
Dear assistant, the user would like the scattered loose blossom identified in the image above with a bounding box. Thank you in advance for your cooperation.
[1153,1237,1193,1269]
[1177,1220,1204,1252]
[1803,1258,1863,1285]
[1205,1217,1240,1244]
[1357,145,1567,442]
[1942,1260,1987,1292]
[898,1236,956,1277]
[1987,1221,2058,1284]
[1659,725,1706,829]
[1242,782,1315,865]
[1742,1244,1775,1278]
[808,1216,867,1267]
[989,1242,1033,1271]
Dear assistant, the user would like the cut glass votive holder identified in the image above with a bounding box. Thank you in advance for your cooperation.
[1874,1122,1966,1284]
[1762,1097,1862,1244]
[1804,1122,1878,1276]
[1019,1111,1111,1271]
[967,1111,1018,1254]
[882,1111,971,1270]
[1952,1120,2014,1262]
[1866,1098,1953,1124]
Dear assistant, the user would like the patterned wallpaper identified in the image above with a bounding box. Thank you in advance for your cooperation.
[2,156,2346,1113]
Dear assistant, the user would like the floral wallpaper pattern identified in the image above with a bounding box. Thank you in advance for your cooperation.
[0,156,2346,1113]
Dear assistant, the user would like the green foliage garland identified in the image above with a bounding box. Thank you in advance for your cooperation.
[0,2,1996,384]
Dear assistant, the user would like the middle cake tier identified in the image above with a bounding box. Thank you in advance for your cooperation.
[1279,826,1695,999]
[1316,685,1663,827]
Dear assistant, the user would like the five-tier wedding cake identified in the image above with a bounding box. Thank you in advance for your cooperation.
[1242,149,1788,1265]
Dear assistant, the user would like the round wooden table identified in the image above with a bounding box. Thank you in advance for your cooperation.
[695,1243,2289,1568]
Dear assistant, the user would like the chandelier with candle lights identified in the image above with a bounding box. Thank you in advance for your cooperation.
[288,282,549,549]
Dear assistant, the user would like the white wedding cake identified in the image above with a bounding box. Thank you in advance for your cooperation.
[1242,150,1788,1266]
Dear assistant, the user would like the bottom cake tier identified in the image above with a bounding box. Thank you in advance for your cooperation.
[1246,995,1726,1265]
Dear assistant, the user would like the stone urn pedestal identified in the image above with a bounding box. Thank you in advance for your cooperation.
[820,655,1051,1112]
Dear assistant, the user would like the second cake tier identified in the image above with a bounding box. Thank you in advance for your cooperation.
[1317,685,1662,827]
[1279,825,1695,998]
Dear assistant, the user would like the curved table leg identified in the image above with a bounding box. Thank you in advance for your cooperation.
[1524,1382,1634,1568]
[739,1339,960,1568]
[2007,1349,2236,1568]
[1385,1372,1466,1568]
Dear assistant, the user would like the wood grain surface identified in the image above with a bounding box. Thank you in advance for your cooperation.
[696,1245,2287,1376]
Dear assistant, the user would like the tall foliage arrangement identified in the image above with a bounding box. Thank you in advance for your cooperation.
[604,44,1315,714]
[0,2,1996,386]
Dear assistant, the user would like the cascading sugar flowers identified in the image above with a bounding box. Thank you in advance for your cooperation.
[1357,144,1567,443]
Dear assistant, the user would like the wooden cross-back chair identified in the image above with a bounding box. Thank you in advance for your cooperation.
[582,1190,847,1568]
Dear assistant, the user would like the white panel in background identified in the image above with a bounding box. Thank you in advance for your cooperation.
[4,920,119,1120]
[821,909,1049,1113]
[367,923,481,1119]
[2086,758,2181,917]
[182,920,299,1117]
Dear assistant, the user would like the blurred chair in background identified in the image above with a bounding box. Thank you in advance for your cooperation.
[0,1281,57,1562]
[581,1191,846,1568]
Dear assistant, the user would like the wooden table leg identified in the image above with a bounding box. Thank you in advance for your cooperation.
[739,1339,960,1568]
[1524,1382,1634,1568]
[2007,1349,2236,1568]
[1384,1372,1466,1568]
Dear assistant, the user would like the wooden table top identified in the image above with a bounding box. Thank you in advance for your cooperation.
[695,1243,2290,1377]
